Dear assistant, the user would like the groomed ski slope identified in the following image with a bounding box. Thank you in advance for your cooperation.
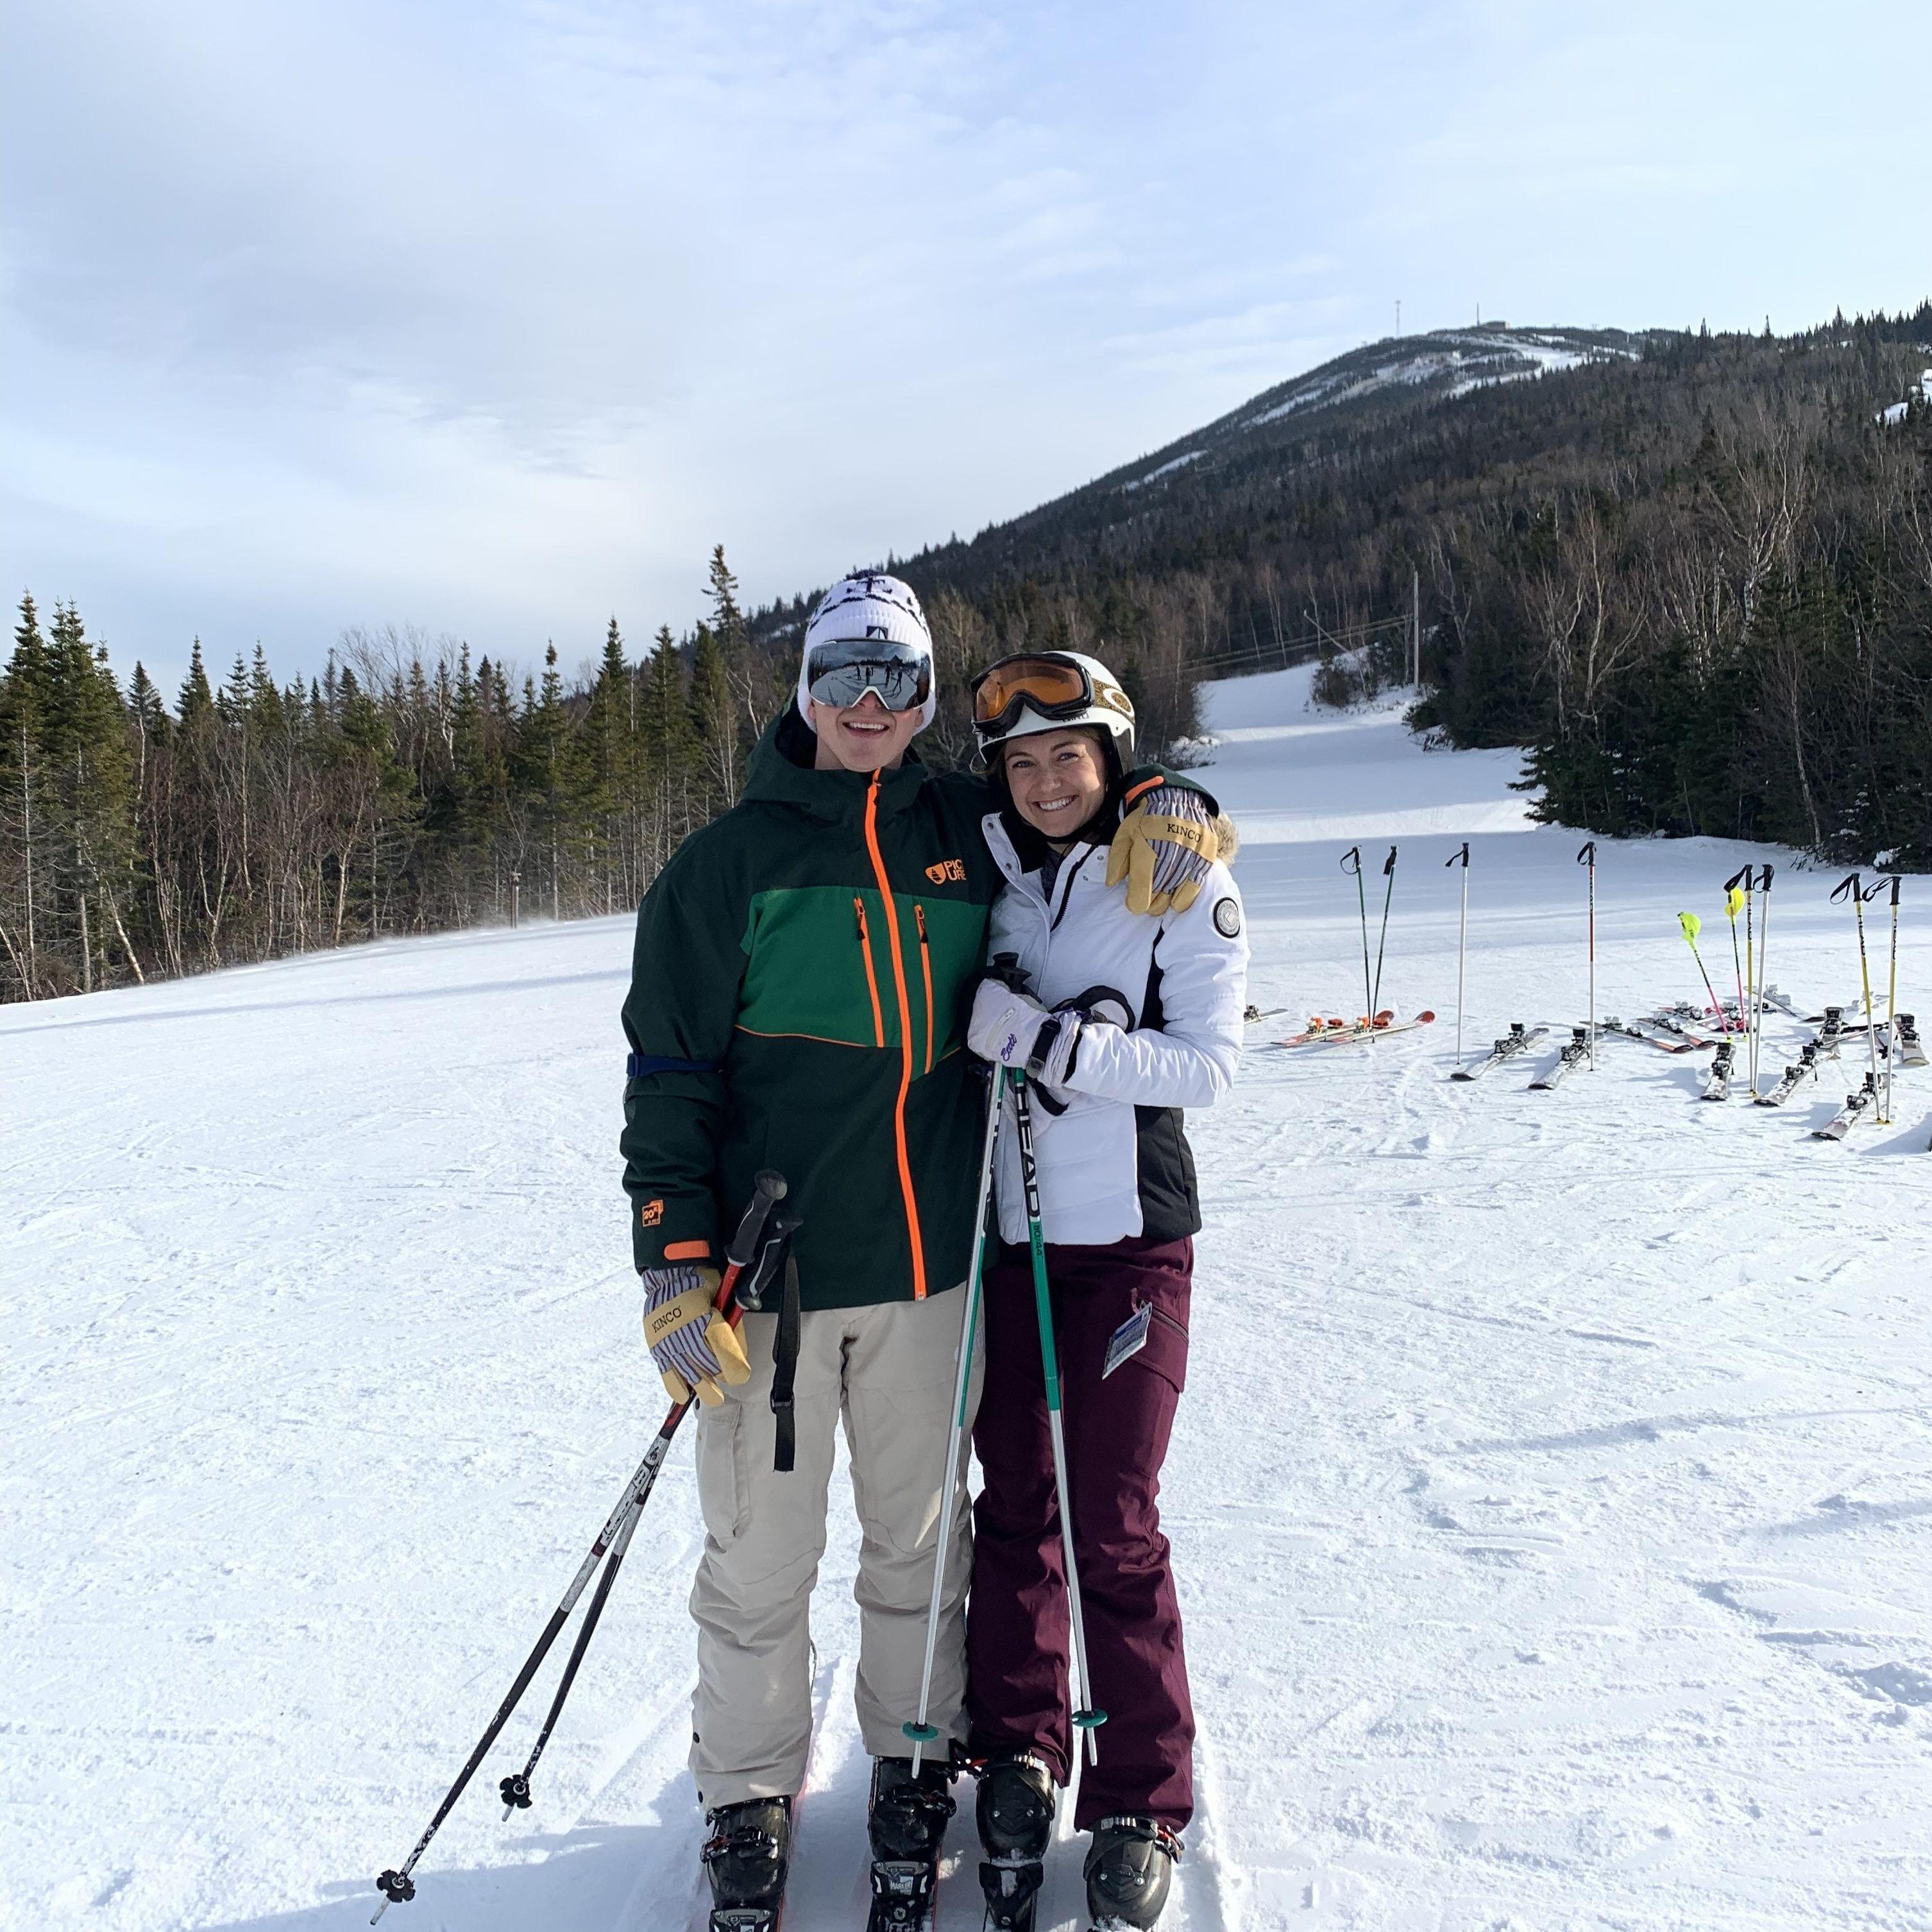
[6,662,1931,1932]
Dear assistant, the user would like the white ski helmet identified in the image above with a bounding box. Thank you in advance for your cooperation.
[969,650,1137,775]
[796,572,936,732]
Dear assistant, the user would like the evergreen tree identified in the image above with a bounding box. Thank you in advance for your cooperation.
[0,594,54,994]
[641,623,699,863]
[512,643,591,919]
[582,618,641,910]
[690,622,738,810]
[178,640,216,729]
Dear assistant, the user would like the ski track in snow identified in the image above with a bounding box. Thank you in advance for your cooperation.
[6,662,1931,1931]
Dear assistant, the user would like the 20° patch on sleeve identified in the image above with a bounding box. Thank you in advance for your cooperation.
[1212,896,1242,938]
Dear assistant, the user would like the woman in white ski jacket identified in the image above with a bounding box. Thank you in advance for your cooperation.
[959,651,1246,1932]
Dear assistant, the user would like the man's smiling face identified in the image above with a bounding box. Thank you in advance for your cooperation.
[810,688,923,773]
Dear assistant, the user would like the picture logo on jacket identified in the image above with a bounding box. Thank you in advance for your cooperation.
[925,858,967,885]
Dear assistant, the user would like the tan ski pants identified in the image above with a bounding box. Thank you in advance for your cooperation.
[689,1283,981,1808]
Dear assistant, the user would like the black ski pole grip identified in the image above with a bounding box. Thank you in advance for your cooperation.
[725,1170,788,1271]
[986,951,1031,992]
[1383,845,1398,874]
[1577,840,1596,865]
[1341,845,1361,874]
[1831,872,1860,903]
[1445,842,1468,869]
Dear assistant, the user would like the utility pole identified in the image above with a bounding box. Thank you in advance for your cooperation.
[1395,298,1402,336]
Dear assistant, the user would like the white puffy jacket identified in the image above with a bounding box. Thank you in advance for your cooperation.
[983,811,1248,1248]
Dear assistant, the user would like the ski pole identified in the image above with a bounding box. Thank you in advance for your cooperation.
[1579,842,1597,1069]
[372,1171,790,1922]
[1447,842,1470,1064]
[1342,846,1372,1034]
[1831,874,1884,1128]
[903,1069,1001,1775]
[1369,845,1398,1025]
[1754,863,1775,1099]
[1723,867,1749,1044]
[1883,874,1901,1126]
[1008,1067,1106,1767]
[1677,911,1724,1028]
[1744,868,1758,1091]
[500,1201,801,1823]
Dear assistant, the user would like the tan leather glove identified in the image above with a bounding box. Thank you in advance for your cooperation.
[1106,789,1221,915]
[641,1265,752,1407]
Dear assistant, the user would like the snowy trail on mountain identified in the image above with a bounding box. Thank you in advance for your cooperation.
[6,665,1931,1931]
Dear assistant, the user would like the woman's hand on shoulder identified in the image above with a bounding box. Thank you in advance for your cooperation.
[1107,786,1227,916]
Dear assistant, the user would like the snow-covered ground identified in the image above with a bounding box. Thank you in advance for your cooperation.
[6,665,1931,1932]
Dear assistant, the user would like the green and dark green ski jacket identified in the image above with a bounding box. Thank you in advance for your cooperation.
[620,705,1204,1310]
[621,708,997,1309]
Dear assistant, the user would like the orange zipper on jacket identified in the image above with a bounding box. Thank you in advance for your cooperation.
[863,772,929,1300]
[854,897,885,1047]
[914,904,935,1076]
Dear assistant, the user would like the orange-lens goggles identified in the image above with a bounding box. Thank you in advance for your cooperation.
[970,655,1091,729]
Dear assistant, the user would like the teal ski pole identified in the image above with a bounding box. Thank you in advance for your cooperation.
[1009,1067,1106,1765]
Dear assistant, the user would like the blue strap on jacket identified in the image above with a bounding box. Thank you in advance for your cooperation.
[625,1052,717,1079]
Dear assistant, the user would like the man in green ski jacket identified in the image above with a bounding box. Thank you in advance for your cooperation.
[619,573,1214,1929]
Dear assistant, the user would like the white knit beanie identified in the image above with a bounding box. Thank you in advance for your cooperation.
[797,573,936,733]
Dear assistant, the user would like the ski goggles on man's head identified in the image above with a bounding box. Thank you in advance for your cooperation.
[804,637,933,713]
[969,654,1093,737]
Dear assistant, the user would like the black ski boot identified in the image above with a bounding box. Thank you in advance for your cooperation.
[702,1795,792,1932]
[867,1755,956,1930]
[1083,1816,1181,1930]
[976,1752,1055,1930]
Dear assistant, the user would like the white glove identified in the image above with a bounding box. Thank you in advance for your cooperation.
[967,979,1081,1087]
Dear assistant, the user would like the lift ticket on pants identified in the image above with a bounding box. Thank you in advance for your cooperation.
[1101,1304,1151,1379]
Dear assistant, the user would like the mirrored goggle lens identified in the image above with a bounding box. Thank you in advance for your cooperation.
[806,641,932,713]
[970,657,1090,727]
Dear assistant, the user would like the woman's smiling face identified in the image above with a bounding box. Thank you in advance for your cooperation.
[1002,727,1109,839]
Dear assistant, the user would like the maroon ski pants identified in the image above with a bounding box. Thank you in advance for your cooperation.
[965,1234,1194,1829]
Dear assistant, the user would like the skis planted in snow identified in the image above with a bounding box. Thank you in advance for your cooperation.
[1276,1010,1436,1049]
[1313,1008,1436,1046]
[1275,1012,1382,1046]
[1648,1006,1727,1049]
[1797,1004,1849,1063]
[1702,1038,1736,1101]
[1813,1072,1879,1141]
[1451,1021,1548,1080]
[1600,1016,1697,1054]
[1756,1040,1821,1107]
[1895,1013,1926,1070]
[1529,1026,1592,1090]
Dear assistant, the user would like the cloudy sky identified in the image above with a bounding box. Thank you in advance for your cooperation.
[3,1,1924,693]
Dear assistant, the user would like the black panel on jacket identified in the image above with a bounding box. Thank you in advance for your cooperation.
[1133,953,1202,1239]
[1134,1105,1202,1241]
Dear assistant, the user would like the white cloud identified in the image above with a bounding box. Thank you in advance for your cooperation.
[2,0,1925,690]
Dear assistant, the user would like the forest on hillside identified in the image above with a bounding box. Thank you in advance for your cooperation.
[0,549,1199,1002]
[8,310,1929,1003]
[0,554,763,1001]
[840,309,1932,867]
